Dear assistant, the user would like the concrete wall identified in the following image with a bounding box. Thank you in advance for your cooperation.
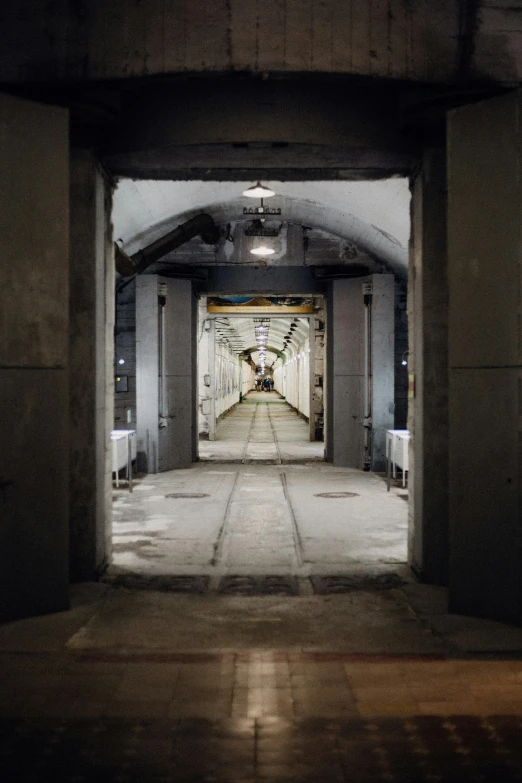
[0,93,70,620]
[0,0,464,85]
[69,150,114,582]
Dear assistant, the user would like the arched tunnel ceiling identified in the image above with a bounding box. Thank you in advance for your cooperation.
[213,316,309,359]
[113,179,410,276]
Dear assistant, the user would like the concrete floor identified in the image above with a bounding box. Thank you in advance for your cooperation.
[198,392,324,463]
[112,391,406,582]
[110,463,407,579]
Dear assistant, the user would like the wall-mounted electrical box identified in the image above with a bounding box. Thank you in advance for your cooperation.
[115,375,128,392]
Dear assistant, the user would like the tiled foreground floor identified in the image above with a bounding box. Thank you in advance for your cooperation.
[5,651,522,780]
[4,714,522,782]
[5,651,522,720]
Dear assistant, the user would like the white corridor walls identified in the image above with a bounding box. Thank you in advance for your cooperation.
[214,340,241,419]
[241,359,256,398]
[198,299,256,438]
[273,336,311,421]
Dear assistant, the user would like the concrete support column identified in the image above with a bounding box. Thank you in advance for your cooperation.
[69,150,115,582]
[370,274,395,471]
[136,275,197,472]
[408,148,449,585]
[326,279,365,467]
[447,91,522,622]
[0,94,69,620]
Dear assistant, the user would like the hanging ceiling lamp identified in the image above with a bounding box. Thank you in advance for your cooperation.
[251,244,275,256]
[242,182,275,199]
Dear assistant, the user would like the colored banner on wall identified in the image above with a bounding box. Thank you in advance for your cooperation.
[207,296,314,314]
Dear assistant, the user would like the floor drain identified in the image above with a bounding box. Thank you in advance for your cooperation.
[218,575,299,596]
[165,492,210,499]
[314,492,359,498]
[310,574,405,594]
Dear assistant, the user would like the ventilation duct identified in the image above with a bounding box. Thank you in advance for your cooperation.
[115,214,220,276]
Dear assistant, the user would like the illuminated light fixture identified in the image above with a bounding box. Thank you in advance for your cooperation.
[401,350,409,367]
[243,182,275,199]
[118,358,125,365]
[251,245,275,256]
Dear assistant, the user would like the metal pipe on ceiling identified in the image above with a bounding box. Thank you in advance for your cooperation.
[115,213,220,276]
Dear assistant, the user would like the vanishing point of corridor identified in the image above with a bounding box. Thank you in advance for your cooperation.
[199,391,324,463]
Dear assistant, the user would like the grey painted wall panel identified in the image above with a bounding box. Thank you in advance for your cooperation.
[137,276,196,472]
[332,375,365,467]
[329,278,365,467]
[371,274,395,471]
[136,276,160,473]
[159,278,195,471]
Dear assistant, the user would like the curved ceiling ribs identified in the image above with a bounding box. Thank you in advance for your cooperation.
[213,316,309,367]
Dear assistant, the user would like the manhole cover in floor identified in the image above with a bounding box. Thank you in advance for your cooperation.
[310,573,405,594]
[218,575,299,596]
[104,574,210,593]
[165,492,210,499]
[314,492,359,498]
